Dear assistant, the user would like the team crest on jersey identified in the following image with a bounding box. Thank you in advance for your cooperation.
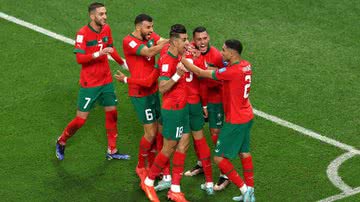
[76,35,84,43]
[218,67,226,73]
[162,64,169,72]
[129,40,137,48]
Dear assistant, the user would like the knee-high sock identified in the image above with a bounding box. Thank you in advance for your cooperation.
[194,137,213,183]
[58,116,86,145]
[156,132,163,152]
[241,156,254,187]
[211,133,219,145]
[172,151,186,185]
[105,110,118,153]
[138,136,152,168]
[148,143,157,168]
[148,152,170,180]
[218,158,245,188]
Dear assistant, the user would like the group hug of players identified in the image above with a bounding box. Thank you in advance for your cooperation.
[55,2,255,202]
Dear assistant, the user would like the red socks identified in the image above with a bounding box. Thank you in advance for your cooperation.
[138,136,152,168]
[148,152,170,180]
[172,151,186,185]
[194,137,213,183]
[211,133,218,145]
[105,110,118,153]
[218,158,245,188]
[58,116,86,145]
[241,156,254,187]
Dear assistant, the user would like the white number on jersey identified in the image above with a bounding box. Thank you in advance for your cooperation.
[243,75,251,99]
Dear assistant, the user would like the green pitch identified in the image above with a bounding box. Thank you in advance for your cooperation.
[0,0,359,201]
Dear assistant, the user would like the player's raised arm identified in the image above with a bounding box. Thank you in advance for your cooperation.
[181,57,214,79]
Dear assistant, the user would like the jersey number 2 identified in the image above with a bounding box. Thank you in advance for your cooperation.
[244,75,251,99]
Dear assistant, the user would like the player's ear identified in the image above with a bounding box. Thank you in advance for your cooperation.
[135,23,142,31]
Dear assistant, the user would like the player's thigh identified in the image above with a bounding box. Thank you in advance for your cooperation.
[77,86,102,112]
[130,93,158,124]
[161,105,190,141]
[98,83,118,107]
[239,119,254,153]
[214,122,245,159]
[189,103,204,132]
[208,103,224,129]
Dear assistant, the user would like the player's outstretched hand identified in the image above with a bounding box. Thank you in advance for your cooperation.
[100,47,114,56]
[114,70,126,83]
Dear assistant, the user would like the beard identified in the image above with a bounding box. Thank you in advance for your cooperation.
[95,19,105,27]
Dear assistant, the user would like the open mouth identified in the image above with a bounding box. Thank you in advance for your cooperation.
[146,32,152,39]
[199,44,207,52]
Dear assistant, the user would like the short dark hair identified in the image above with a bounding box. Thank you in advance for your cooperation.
[225,39,243,55]
[169,24,187,39]
[134,14,153,25]
[88,2,105,13]
[193,26,207,36]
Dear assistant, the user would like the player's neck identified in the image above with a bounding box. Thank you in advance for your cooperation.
[89,21,102,33]
[168,46,179,57]
[229,56,241,65]
[132,31,144,41]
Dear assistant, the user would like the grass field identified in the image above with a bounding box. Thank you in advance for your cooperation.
[0,0,359,201]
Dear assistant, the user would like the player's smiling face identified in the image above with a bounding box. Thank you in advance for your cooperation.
[193,31,210,53]
[175,33,189,54]
[140,21,154,40]
[92,7,107,26]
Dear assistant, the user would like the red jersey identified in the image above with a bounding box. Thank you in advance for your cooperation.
[73,24,114,88]
[158,51,187,110]
[184,53,205,104]
[123,32,161,97]
[202,46,224,104]
[212,60,254,124]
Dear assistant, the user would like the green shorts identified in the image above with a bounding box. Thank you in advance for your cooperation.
[162,105,190,141]
[189,102,205,131]
[77,83,117,112]
[208,103,224,129]
[214,119,253,159]
[130,92,161,124]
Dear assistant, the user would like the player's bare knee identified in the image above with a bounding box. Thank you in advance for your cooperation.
[192,130,204,140]
[239,152,251,159]
[213,156,223,165]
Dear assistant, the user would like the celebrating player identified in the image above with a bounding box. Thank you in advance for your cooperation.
[181,39,256,202]
[55,2,130,160]
[141,24,191,202]
[122,14,169,181]
[184,26,229,191]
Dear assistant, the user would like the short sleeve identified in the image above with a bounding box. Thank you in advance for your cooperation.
[107,26,113,47]
[73,30,86,54]
[123,36,144,56]
[151,32,161,44]
[159,58,176,80]
[213,67,235,81]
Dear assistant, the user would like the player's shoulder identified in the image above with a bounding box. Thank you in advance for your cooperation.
[209,46,221,55]
[76,25,89,34]
[237,60,252,72]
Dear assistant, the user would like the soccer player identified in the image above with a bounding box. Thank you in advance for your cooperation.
[182,49,214,195]
[55,2,130,160]
[122,14,169,181]
[140,24,190,202]
[184,26,230,191]
[181,39,256,202]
